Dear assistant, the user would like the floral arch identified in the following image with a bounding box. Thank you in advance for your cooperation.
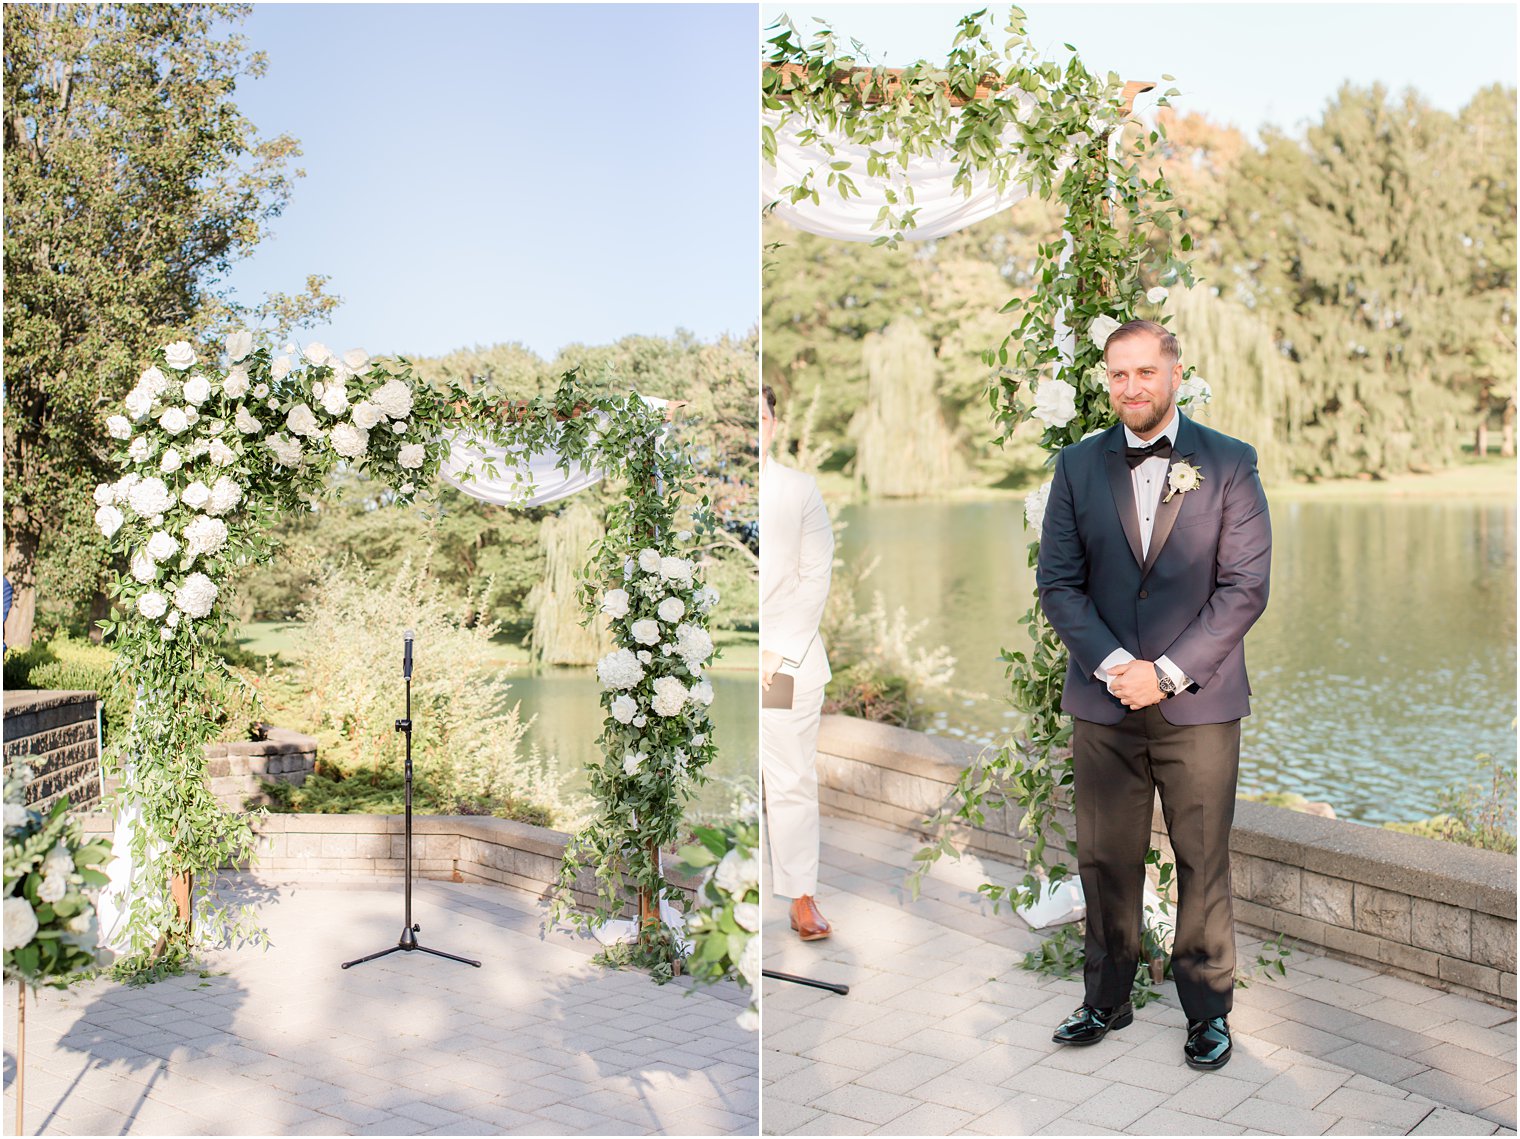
[93,333,719,970]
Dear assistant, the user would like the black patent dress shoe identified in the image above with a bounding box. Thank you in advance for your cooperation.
[1051,1001,1134,1046]
[1184,1016,1232,1070]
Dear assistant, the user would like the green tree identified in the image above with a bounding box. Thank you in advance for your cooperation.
[3,3,334,646]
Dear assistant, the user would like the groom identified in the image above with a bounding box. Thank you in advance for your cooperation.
[1036,320,1271,1071]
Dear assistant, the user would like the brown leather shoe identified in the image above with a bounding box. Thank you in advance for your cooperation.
[790,895,831,941]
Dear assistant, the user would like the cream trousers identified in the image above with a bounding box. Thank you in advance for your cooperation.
[761,681,826,899]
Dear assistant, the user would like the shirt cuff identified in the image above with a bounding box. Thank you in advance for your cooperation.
[1095,648,1136,692]
[1155,654,1192,692]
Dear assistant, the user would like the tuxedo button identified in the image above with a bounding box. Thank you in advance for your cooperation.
[1139,590,1149,599]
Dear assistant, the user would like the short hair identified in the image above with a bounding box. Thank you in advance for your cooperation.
[762,384,777,416]
[1103,319,1179,367]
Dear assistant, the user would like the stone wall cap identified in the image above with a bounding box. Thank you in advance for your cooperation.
[819,715,985,782]
[4,690,99,717]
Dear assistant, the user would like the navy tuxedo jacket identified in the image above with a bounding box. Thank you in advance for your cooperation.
[1036,414,1272,726]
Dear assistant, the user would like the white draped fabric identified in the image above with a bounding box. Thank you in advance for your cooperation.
[762,94,1071,243]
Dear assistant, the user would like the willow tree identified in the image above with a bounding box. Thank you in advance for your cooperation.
[851,319,967,497]
[530,501,613,665]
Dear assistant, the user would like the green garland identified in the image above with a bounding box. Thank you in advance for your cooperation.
[95,333,715,976]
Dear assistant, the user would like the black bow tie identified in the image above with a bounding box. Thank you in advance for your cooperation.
[1124,437,1173,469]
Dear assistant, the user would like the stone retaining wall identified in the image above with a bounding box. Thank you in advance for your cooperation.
[815,714,1517,1007]
[3,690,102,812]
[204,727,317,811]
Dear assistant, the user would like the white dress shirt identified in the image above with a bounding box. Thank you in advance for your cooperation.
[1095,409,1192,696]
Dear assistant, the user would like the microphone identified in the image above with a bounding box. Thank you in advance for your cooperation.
[403,630,414,680]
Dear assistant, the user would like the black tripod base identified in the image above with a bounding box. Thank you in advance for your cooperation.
[341,924,481,970]
[763,968,849,995]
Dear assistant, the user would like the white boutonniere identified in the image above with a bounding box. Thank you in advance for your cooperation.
[1164,460,1204,503]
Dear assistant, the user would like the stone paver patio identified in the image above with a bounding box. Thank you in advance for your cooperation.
[4,875,757,1135]
[762,816,1517,1136]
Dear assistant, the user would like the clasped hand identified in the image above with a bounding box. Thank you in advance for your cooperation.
[1108,659,1164,710]
[761,650,784,691]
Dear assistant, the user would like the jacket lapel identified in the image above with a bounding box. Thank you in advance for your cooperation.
[1104,428,1145,569]
[1141,415,1196,579]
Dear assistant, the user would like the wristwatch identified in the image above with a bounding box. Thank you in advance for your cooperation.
[1154,664,1177,698]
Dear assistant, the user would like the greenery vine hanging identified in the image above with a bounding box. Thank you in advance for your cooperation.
[94,331,717,975]
[762,6,1284,993]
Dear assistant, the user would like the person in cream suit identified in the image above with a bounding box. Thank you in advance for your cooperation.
[760,385,834,940]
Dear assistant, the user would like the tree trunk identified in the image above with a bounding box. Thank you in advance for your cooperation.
[3,525,39,650]
[1476,421,1490,459]
[87,591,111,644]
[1503,399,1516,459]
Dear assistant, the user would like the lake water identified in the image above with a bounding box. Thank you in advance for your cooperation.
[836,496,1517,827]
[504,670,757,819]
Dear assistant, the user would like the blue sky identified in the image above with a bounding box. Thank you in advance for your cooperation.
[220,4,758,361]
[760,4,1516,142]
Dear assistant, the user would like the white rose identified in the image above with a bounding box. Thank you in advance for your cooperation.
[1031,379,1079,429]
[398,482,415,496]
[371,379,413,420]
[107,415,133,440]
[234,406,262,435]
[596,649,645,691]
[93,483,115,507]
[127,476,175,517]
[391,421,406,434]
[677,530,692,543]
[1178,375,1213,407]
[163,341,197,370]
[738,935,761,987]
[188,438,209,459]
[182,405,199,425]
[205,476,243,516]
[270,356,292,381]
[139,366,169,395]
[321,382,350,416]
[222,365,251,398]
[734,903,760,932]
[351,400,384,430]
[631,619,662,646]
[714,849,758,896]
[146,531,180,562]
[638,548,662,574]
[128,436,149,463]
[136,590,168,619]
[303,341,332,366]
[37,870,66,903]
[3,896,38,952]
[1088,314,1123,350]
[130,549,157,583]
[692,734,706,747]
[330,422,369,459]
[225,329,253,362]
[182,373,211,405]
[183,516,228,560]
[633,715,647,728]
[159,448,183,474]
[637,650,652,664]
[286,404,322,438]
[343,348,370,371]
[113,472,140,497]
[208,439,236,467]
[124,386,154,421]
[622,751,646,777]
[610,695,637,725]
[166,609,180,629]
[181,481,211,509]
[601,589,630,619]
[267,435,303,467]
[252,383,270,399]
[651,676,688,717]
[659,556,694,585]
[1024,481,1053,534]
[159,407,189,436]
[689,679,715,706]
[173,572,218,619]
[657,597,685,623]
[1146,286,1170,305]
[397,443,425,469]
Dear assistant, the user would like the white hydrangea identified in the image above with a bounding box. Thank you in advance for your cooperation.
[182,373,211,405]
[596,649,645,691]
[183,516,228,560]
[222,365,251,399]
[267,434,302,467]
[163,341,197,371]
[657,597,685,623]
[652,676,688,717]
[321,382,350,416]
[371,378,413,420]
[397,443,425,469]
[330,422,369,459]
[174,572,218,619]
[226,329,253,362]
[130,549,157,584]
[159,407,189,436]
[205,476,243,516]
[208,439,236,467]
[136,590,168,619]
[659,556,694,585]
[146,531,179,562]
[351,400,384,430]
[675,624,714,668]
[93,483,114,507]
[630,619,661,646]
[601,589,630,619]
[107,415,133,440]
[689,679,715,706]
[128,436,149,463]
[181,481,211,509]
[286,404,322,438]
[637,548,662,574]
[234,406,261,435]
[127,476,175,517]
[610,695,637,724]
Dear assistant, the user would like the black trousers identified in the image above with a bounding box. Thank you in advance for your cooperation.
[1072,706,1240,1020]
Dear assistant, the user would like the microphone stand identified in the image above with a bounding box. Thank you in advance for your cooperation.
[762,968,849,995]
[342,633,481,971]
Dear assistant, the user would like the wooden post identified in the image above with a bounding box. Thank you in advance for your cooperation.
[15,983,25,1137]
